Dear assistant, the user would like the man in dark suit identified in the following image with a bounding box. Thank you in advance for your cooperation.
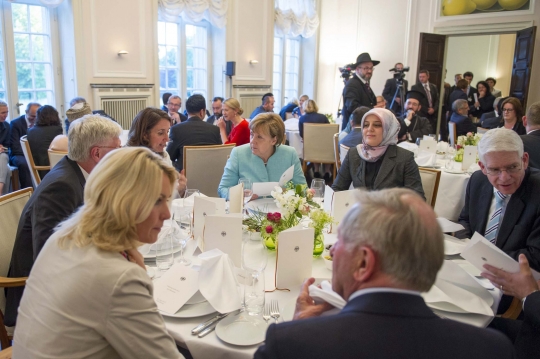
[5,115,122,326]
[9,102,41,188]
[255,188,514,359]
[447,79,468,119]
[397,90,433,143]
[339,106,369,148]
[458,128,540,272]
[448,73,462,96]
[411,69,439,133]
[206,96,231,136]
[450,99,477,136]
[382,62,408,115]
[167,94,221,171]
[521,101,540,169]
[341,53,379,130]
[167,95,188,125]
[464,71,478,109]
[480,97,503,129]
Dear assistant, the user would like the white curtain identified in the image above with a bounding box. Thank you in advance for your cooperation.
[6,0,64,8]
[274,0,319,38]
[158,0,228,28]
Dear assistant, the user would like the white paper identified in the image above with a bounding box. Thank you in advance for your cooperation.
[153,264,200,314]
[437,217,465,233]
[423,279,493,316]
[418,140,437,153]
[276,227,314,289]
[253,182,279,197]
[202,214,243,267]
[444,234,470,256]
[323,185,334,214]
[193,197,226,241]
[423,135,436,141]
[474,93,479,105]
[462,145,477,171]
[278,165,295,186]
[229,183,243,214]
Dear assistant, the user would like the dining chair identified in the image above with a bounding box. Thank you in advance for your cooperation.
[499,297,522,320]
[302,123,340,179]
[0,188,33,349]
[0,346,12,359]
[8,167,18,192]
[47,149,67,170]
[183,144,235,196]
[418,167,441,208]
[20,135,49,188]
[477,127,489,135]
[448,122,457,147]
[339,144,349,165]
[333,133,341,172]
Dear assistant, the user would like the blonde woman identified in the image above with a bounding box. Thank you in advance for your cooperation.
[216,97,250,146]
[13,147,184,359]
[293,94,309,118]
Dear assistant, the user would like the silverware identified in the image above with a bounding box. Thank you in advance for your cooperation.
[198,321,219,338]
[262,303,271,323]
[191,313,229,335]
[270,300,280,324]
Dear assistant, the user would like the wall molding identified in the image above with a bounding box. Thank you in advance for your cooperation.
[434,21,534,35]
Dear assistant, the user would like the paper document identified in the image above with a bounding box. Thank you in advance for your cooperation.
[437,217,465,233]
[279,165,294,186]
[153,264,200,314]
[252,165,295,196]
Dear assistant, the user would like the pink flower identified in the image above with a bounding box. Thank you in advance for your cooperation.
[265,225,274,234]
[272,212,281,222]
[306,188,315,200]
[299,204,310,216]
[467,132,473,137]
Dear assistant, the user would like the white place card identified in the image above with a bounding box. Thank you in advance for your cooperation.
[202,214,243,267]
[423,135,436,141]
[228,183,243,214]
[278,165,294,186]
[418,139,437,154]
[462,145,478,171]
[253,182,279,197]
[276,227,314,289]
[153,263,200,314]
[194,197,226,241]
[324,186,356,233]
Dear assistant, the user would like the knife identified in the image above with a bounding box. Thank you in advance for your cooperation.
[198,321,220,338]
[191,313,229,335]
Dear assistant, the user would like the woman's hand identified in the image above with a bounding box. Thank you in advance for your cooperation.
[474,101,480,108]
[177,169,187,197]
[125,248,146,270]
[216,118,226,130]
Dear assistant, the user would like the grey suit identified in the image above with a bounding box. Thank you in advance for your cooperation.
[331,145,425,199]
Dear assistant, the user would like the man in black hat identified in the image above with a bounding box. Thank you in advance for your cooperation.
[341,53,379,130]
[397,90,433,143]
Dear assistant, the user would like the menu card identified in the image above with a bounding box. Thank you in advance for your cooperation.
[153,263,200,314]
[462,145,478,171]
[275,227,314,289]
[202,214,243,267]
[323,185,356,233]
[193,197,226,241]
[252,165,294,196]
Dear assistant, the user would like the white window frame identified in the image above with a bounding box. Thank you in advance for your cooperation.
[273,34,302,112]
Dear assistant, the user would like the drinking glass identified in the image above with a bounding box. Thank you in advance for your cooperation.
[238,178,253,215]
[174,212,192,266]
[155,232,174,271]
[183,189,200,229]
[445,146,457,170]
[244,269,265,316]
[242,234,268,274]
[311,178,325,205]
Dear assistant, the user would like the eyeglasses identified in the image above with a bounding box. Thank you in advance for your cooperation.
[168,103,181,108]
[502,108,515,113]
[485,164,522,176]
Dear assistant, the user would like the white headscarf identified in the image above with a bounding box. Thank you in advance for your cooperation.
[357,108,401,162]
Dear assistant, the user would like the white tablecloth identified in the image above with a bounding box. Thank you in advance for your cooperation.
[284,118,302,159]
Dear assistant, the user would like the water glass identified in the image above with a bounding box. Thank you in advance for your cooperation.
[238,178,253,204]
[311,178,325,205]
[174,212,192,266]
[244,270,265,316]
[155,232,174,271]
[242,234,268,273]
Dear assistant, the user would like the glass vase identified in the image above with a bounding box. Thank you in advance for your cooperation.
[313,231,325,258]
[263,233,277,251]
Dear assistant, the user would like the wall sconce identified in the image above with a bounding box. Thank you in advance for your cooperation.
[117,50,129,56]
[249,60,259,65]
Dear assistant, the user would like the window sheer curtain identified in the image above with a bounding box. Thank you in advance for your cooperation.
[274,0,319,38]
[158,0,228,28]
[6,0,64,7]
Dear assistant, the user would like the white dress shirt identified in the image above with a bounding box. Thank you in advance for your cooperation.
[348,287,421,302]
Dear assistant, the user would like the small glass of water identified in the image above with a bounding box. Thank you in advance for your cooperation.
[311,178,325,205]
[244,269,265,316]
[238,178,253,214]
[174,211,192,266]
[155,232,174,271]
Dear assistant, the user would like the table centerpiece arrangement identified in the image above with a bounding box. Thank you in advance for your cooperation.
[454,132,482,162]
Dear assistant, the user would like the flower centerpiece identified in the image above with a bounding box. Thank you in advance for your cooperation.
[308,209,335,257]
[455,132,482,162]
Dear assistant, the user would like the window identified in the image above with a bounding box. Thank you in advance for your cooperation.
[158,20,208,107]
[272,35,301,112]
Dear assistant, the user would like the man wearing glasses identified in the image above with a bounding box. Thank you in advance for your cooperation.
[340,53,379,131]
[457,128,540,274]
[167,95,188,125]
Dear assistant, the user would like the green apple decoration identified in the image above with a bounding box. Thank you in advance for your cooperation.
[442,0,477,16]
[498,0,528,10]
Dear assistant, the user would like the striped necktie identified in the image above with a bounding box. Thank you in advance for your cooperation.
[424,83,433,108]
[484,191,507,244]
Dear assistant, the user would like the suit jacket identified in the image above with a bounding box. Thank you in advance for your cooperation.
[8,115,27,158]
[341,74,376,129]
[470,95,495,118]
[298,112,329,138]
[5,156,86,326]
[206,114,232,135]
[27,125,63,178]
[0,120,9,147]
[254,292,513,359]
[480,111,499,128]
[397,115,433,142]
[450,112,476,136]
[331,145,425,199]
[458,168,540,271]
[279,102,297,121]
[521,131,540,169]
[382,78,408,114]
[339,128,362,148]
[411,82,439,119]
[166,116,222,171]
[447,89,468,115]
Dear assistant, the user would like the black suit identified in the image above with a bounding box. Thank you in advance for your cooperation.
[27,125,63,179]
[341,74,376,130]
[206,114,232,136]
[8,115,32,188]
[166,116,222,171]
[480,111,500,129]
[382,78,408,115]
[255,292,513,359]
[411,82,439,131]
[458,168,540,271]
[397,115,432,143]
[467,86,478,108]
[521,131,540,169]
[5,156,86,326]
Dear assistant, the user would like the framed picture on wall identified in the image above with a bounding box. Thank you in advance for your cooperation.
[435,0,535,21]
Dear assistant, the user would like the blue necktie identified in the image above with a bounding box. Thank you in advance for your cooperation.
[484,191,507,244]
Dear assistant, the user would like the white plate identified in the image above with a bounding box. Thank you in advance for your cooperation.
[443,169,465,174]
[140,243,182,259]
[186,290,207,305]
[160,300,216,318]
[215,312,268,346]
[245,198,280,215]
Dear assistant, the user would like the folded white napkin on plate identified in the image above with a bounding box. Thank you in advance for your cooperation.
[198,248,242,314]
[309,280,346,310]
[437,141,449,153]
[415,150,437,166]
[138,219,180,254]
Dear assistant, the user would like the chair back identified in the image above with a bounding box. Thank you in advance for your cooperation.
[333,133,341,171]
[20,135,49,187]
[303,124,340,164]
[48,149,67,169]
[183,144,235,196]
[339,144,349,165]
[448,122,457,147]
[0,188,33,313]
[418,167,441,208]
[477,127,489,134]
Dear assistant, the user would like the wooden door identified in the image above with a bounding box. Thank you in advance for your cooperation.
[416,33,447,89]
[509,26,536,109]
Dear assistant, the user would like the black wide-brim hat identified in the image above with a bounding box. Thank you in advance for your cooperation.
[405,90,426,102]
[353,52,380,67]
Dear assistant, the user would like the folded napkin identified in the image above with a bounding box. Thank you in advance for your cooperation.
[437,141,449,153]
[309,280,346,310]
[466,163,481,174]
[198,248,242,313]
[415,150,437,166]
[397,141,418,155]
[138,219,180,255]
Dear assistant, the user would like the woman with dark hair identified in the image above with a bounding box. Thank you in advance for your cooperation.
[471,81,495,119]
[498,97,526,135]
[27,105,63,178]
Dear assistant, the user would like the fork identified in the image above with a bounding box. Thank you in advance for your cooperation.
[270,300,280,324]
[262,304,271,323]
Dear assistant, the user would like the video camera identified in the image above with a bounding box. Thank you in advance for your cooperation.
[339,63,356,81]
[389,66,410,82]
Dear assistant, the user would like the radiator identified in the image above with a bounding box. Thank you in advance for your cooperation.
[102,98,147,129]
[240,95,262,119]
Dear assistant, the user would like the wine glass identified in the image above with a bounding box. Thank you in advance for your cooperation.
[242,234,267,312]
[183,188,200,221]
[238,178,253,214]
[174,212,192,266]
[311,179,325,206]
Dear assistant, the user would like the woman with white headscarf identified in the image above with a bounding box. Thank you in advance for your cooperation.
[332,108,425,198]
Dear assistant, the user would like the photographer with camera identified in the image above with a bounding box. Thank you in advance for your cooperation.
[382,63,409,115]
[397,91,433,143]
[340,53,379,131]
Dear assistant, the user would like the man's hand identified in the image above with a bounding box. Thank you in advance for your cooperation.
[293,278,333,320]
[406,110,414,121]
[482,254,540,300]
[169,112,180,125]
[428,108,435,115]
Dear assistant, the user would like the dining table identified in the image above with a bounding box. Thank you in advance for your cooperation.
[284,118,303,159]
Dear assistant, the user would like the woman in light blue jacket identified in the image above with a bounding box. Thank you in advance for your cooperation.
[218,113,306,199]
